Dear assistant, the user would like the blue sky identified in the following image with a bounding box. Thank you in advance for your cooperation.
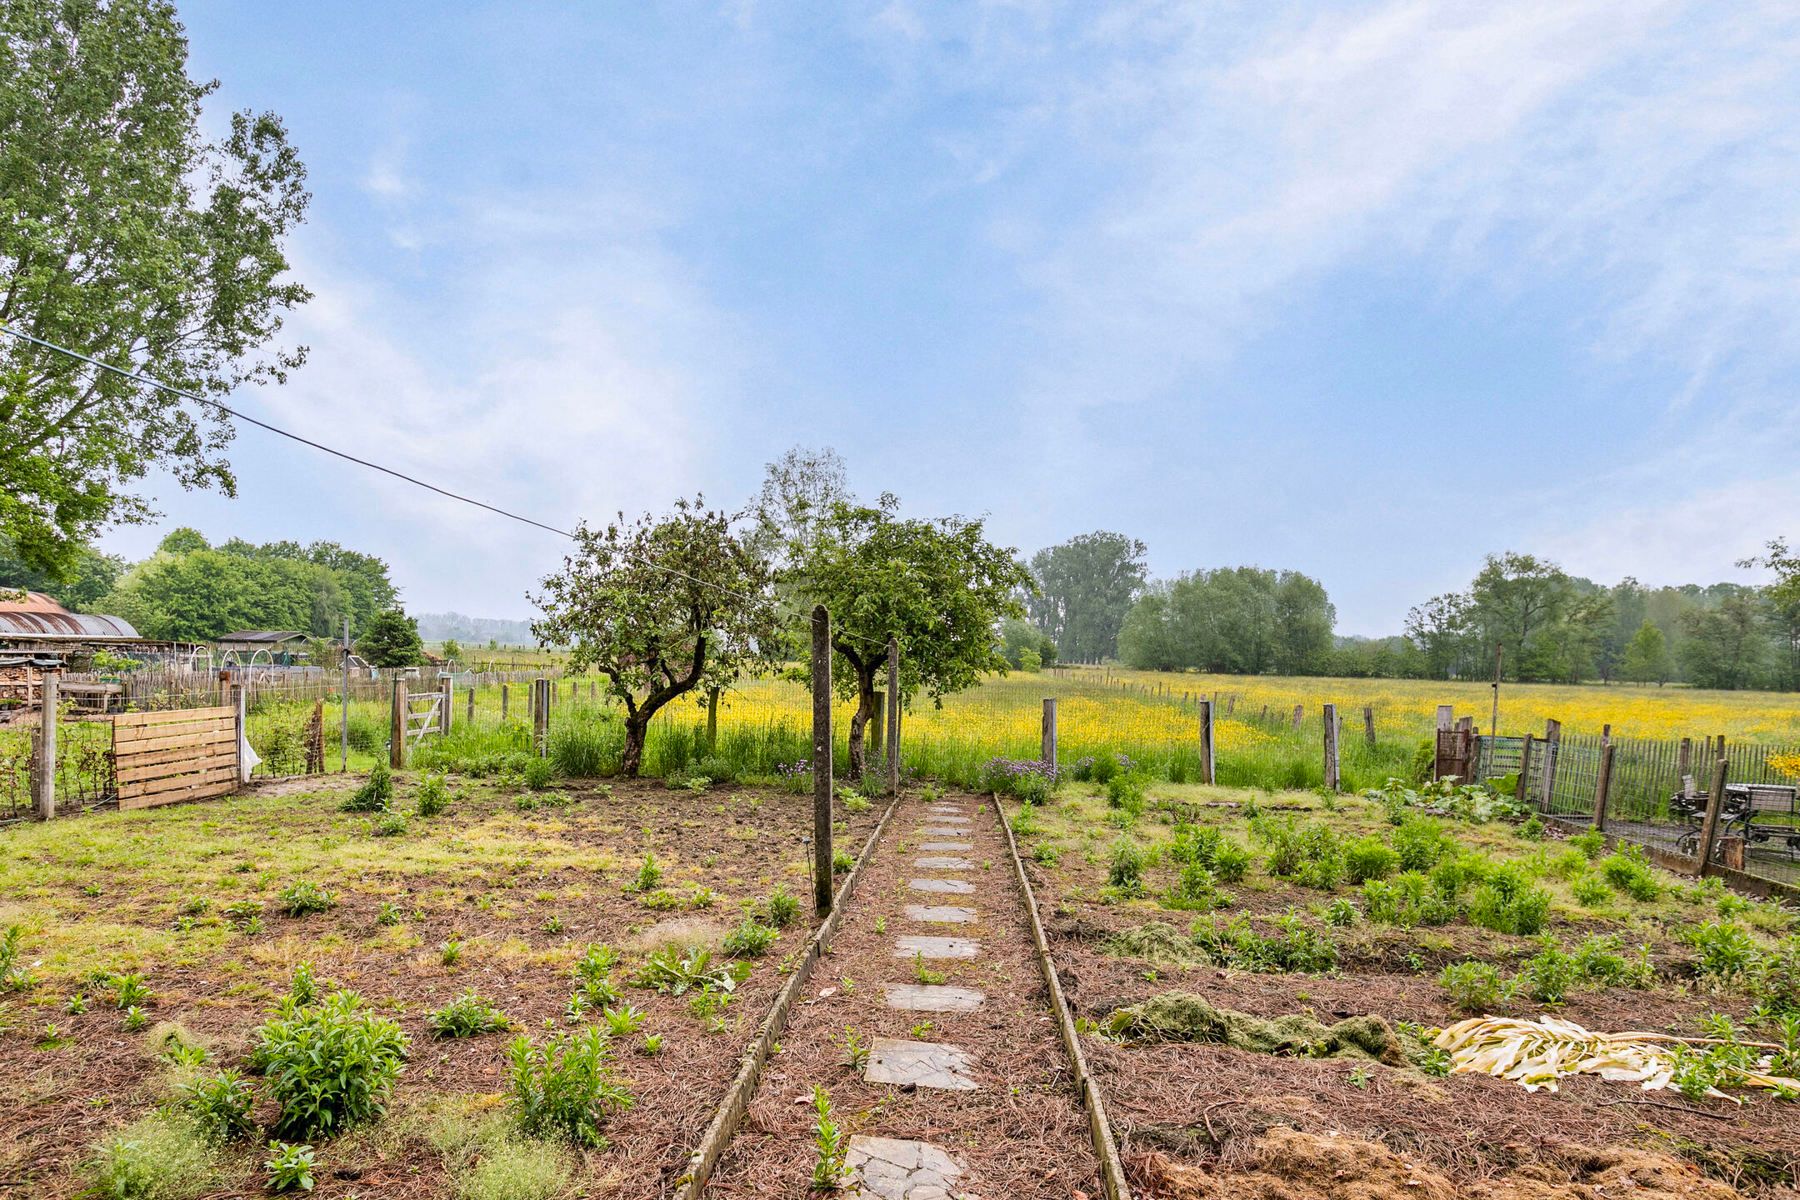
[110,1,1800,634]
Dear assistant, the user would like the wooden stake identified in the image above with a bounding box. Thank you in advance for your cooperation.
[1322,703,1340,791]
[34,671,58,820]
[812,606,834,914]
[501,683,509,721]
[1198,698,1216,786]
[1362,705,1376,748]
[886,636,900,796]
[1291,703,1303,730]
[1041,697,1058,769]
[390,681,407,769]
[1697,757,1730,876]
[1539,719,1562,810]
[1592,743,1616,832]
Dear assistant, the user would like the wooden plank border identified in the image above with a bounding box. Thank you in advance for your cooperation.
[673,788,903,1197]
[994,794,1133,1200]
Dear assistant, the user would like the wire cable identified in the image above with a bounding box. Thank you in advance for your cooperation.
[0,321,901,653]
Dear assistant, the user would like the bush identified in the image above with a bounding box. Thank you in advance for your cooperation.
[84,1114,216,1200]
[723,919,778,957]
[1439,961,1511,1013]
[1104,771,1148,813]
[1210,840,1251,883]
[414,771,452,817]
[508,1028,635,1147]
[1392,817,1455,872]
[429,990,512,1038]
[180,1068,255,1142]
[342,762,393,813]
[1599,848,1660,902]
[1344,836,1398,884]
[1466,864,1550,936]
[1361,872,1457,927]
[1519,939,1577,1003]
[277,881,335,917]
[1256,819,1344,889]
[1571,874,1612,906]
[1108,840,1146,894]
[1684,921,1760,982]
[1567,829,1606,861]
[1162,861,1227,912]
[1322,898,1357,927]
[523,757,556,791]
[255,990,409,1137]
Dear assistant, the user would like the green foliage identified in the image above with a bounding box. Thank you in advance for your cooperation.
[1684,921,1760,982]
[357,609,425,667]
[453,1131,572,1200]
[548,717,623,779]
[632,854,662,893]
[108,972,153,1009]
[1567,829,1607,861]
[1520,815,1545,841]
[810,1084,848,1189]
[1209,839,1251,883]
[1465,864,1550,936]
[278,881,335,917]
[1256,818,1343,890]
[1322,898,1358,927]
[371,809,408,838]
[0,924,29,991]
[1107,840,1146,894]
[414,771,452,817]
[254,990,409,1138]
[1361,872,1457,927]
[601,1004,646,1038]
[1104,771,1148,812]
[83,1113,216,1200]
[1118,566,1335,675]
[1026,532,1146,664]
[1391,817,1456,872]
[635,945,748,996]
[1439,961,1511,1013]
[507,1027,635,1148]
[180,1069,255,1142]
[1599,847,1661,901]
[1572,874,1612,906]
[1033,841,1061,866]
[342,762,393,813]
[263,1141,317,1193]
[763,887,800,929]
[523,757,556,791]
[723,919,778,957]
[1162,861,1228,912]
[1519,939,1578,1004]
[428,990,512,1038]
[1190,911,1338,973]
[1343,836,1398,884]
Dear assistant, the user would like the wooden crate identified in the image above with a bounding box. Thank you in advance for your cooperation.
[113,706,240,810]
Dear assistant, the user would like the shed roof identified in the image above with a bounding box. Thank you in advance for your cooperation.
[218,630,309,643]
[0,592,140,640]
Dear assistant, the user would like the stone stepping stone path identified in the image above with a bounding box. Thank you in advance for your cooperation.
[845,1135,965,1199]
[892,934,980,959]
[702,792,1101,1195]
[882,983,985,1013]
[864,1036,979,1090]
[904,904,975,923]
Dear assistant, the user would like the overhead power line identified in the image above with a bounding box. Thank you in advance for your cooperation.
[0,322,899,651]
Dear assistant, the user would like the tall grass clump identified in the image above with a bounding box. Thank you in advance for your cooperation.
[84,1113,217,1200]
[549,716,622,778]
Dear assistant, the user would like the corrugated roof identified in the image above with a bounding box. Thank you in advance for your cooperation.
[0,592,139,639]
[218,630,309,643]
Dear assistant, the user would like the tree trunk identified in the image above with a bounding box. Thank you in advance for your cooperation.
[846,672,876,780]
[622,713,649,777]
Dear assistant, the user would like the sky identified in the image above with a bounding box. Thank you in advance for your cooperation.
[105,0,1800,636]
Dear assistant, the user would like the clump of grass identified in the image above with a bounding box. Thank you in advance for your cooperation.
[456,1133,572,1200]
[342,762,393,813]
[83,1113,217,1200]
[278,881,335,917]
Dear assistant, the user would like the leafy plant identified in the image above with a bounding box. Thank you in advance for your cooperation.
[1684,921,1760,982]
[632,854,662,893]
[254,990,409,1138]
[1439,961,1511,1013]
[439,937,465,967]
[764,887,800,929]
[278,881,335,917]
[1343,836,1399,884]
[1519,939,1578,1004]
[342,761,393,813]
[180,1068,255,1142]
[507,1027,635,1148]
[263,1141,316,1193]
[1162,861,1227,912]
[809,1085,848,1190]
[523,756,556,791]
[1107,840,1146,894]
[601,1004,646,1037]
[413,770,452,817]
[1571,874,1611,907]
[1465,864,1550,936]
[0,925,30,992]
[841,1026,870,1071]
[636,945,748,996]
[428,990,512,1038]
[109,972,153,1009]
[371,810,408,838]
[723,919,778,957]
[1599,847,1661,902]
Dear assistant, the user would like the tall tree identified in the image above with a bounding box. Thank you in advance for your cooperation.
[1,0,310,579]
[357,609,425,668]
[1678,592,1768,690]
[1027,532,1147,663]
[1468,552,1574,680]
[532,499,779,776]
[1404,593,1473,679]
[1741,538,1800,690]
[1621,620,1671,685]
[0,532,123,608]
[796,495,1031,778]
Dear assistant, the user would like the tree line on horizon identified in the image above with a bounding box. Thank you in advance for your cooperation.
[1023,534,1800,691]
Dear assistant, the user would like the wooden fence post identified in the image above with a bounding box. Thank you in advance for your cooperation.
[466,686,475,725]
[1516,736,1535,805]
[1041,698,1058,769]
[1291,704,1303,730]
[886,636,900,796]
[442,675,454,735]
[589,681,596,702]
[390,681,407,769]
[1362,705,1376,748]
[1539,719,1562,810]
[233,684,248,783]
[501,683,509,721]
[1592,743,1616,832]
[1198,698,1216,786]
[811,606,834,914]
[1322,703,1340,791]
[706,687,720,749]
[1677,737,1691,778]
[534,679,550,758]
[869,691,884,758]
[34,671,58,820]
[1697,757,1730,876]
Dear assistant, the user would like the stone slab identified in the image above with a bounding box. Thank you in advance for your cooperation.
[894,934,980,959]
[918,842,970,852]
[918,826,970,837]
[846,1134,964,1200]
[926,815,973,824]
[904,904,976,923]
[864,1037,979,1091]
[908,878,974,894]
[883,983,985,1013]
[913,856,974,870]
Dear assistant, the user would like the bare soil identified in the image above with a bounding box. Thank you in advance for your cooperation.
[0,775,877,1198]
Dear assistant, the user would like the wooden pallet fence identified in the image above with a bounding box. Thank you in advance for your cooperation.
[113,706,240,810]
